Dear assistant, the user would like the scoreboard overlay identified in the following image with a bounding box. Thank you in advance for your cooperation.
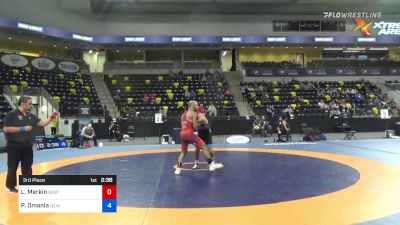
[18,175,117,213]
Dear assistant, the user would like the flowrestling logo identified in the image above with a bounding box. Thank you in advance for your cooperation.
[323,12,382,19]
[353,18,400,36]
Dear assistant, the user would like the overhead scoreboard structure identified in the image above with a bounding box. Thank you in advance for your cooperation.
[18,175,117,213]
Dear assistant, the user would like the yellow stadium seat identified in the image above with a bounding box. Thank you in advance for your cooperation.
[272,81,278,87]
[372,107,379,116]
[173,82,179,88]
[82,97,90,104]
[127,98,133,103]
[217,82,223,88]
[167,93,174,100]
[25,67,31,73]
[223,100,229,105]
[290,92,296,97]
[177,101,184,108]
[273,88,280,94]
[41,79,48,85]
[58,73,64,79]
[108,73,114,78]
[291,104,297,109]
[255,100,261,106]
[337,87,342,91]
[124,76,129,82]
[69,89,76,94]
[325,95,331,101]
[369,94,375,100]
[294,84,300,89]
[273,96,280,102]
[155,97,161,104]
[166,89,172,94]
[198,89,205,95]
[158,76,164,81]
[163,106,169,112]
[145,80,151,85]
[69,81,76,87]
[10,85,17,93]
[356,83,362,89]
[84,86,91,92]
[76,73,82,78]
[250,92,256,98]
[12,69,20,75]
[77,79,84,84]
[53,96,61,103]
[126,86,131,92]
[346,103,352,109]
[183,86,189,91]
[111,80,117,85]
[338,81,344,86]
[303,99,310,105]
[187,76,192,81]
[20,81,28,87]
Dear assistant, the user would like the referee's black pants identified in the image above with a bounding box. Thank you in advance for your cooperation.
[6,143,33,189]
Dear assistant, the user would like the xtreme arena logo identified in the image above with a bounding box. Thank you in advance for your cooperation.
[353,18,400,36]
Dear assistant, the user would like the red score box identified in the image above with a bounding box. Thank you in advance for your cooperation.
[102,185,117,199]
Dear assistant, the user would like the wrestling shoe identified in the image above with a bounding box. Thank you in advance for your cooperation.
[6,187,18,193]
[209,162,223,171]
[192,164,200,170]
[175,167,182,175]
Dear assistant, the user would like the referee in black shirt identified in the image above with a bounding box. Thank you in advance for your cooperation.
[3,96,58,193]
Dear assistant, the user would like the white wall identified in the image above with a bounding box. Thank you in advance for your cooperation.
[83,51,106,73]
[221,50,232,72]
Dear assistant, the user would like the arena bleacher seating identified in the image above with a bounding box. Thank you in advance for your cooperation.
[105,73,239,119]
[241,80,393,118]
[0,57,103,117]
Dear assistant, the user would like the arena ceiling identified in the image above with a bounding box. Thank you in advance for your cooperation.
[91,0,400,15]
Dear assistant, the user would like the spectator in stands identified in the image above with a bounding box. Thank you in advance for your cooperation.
[113,90,121,102]
[109,119,122,142]
[207,104,217,118]
[252,116,263,137]
[225,88,233,97]
[277,116,290,142]
[143,94,149,103]
[127,108,137,120]
[190,90,197,99]
[329,108,341,119]
[282,105,294,119]
[266,105,275,117]
[261,115,272,137]
[149,92,156,103]
[240,85,246,100]
[198,104,206,114]
[168,70,175,79]
[354,94,363,104]
[159,107,167,121]
[318,100,328,110]
[184,89,191,98]
[79,124,98,148]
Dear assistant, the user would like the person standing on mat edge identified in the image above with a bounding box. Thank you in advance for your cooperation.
[3,96,58,193]
[192,112,215,170]
[175,100,222,175]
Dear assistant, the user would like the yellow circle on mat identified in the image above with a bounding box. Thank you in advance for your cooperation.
[1,148,400,225]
